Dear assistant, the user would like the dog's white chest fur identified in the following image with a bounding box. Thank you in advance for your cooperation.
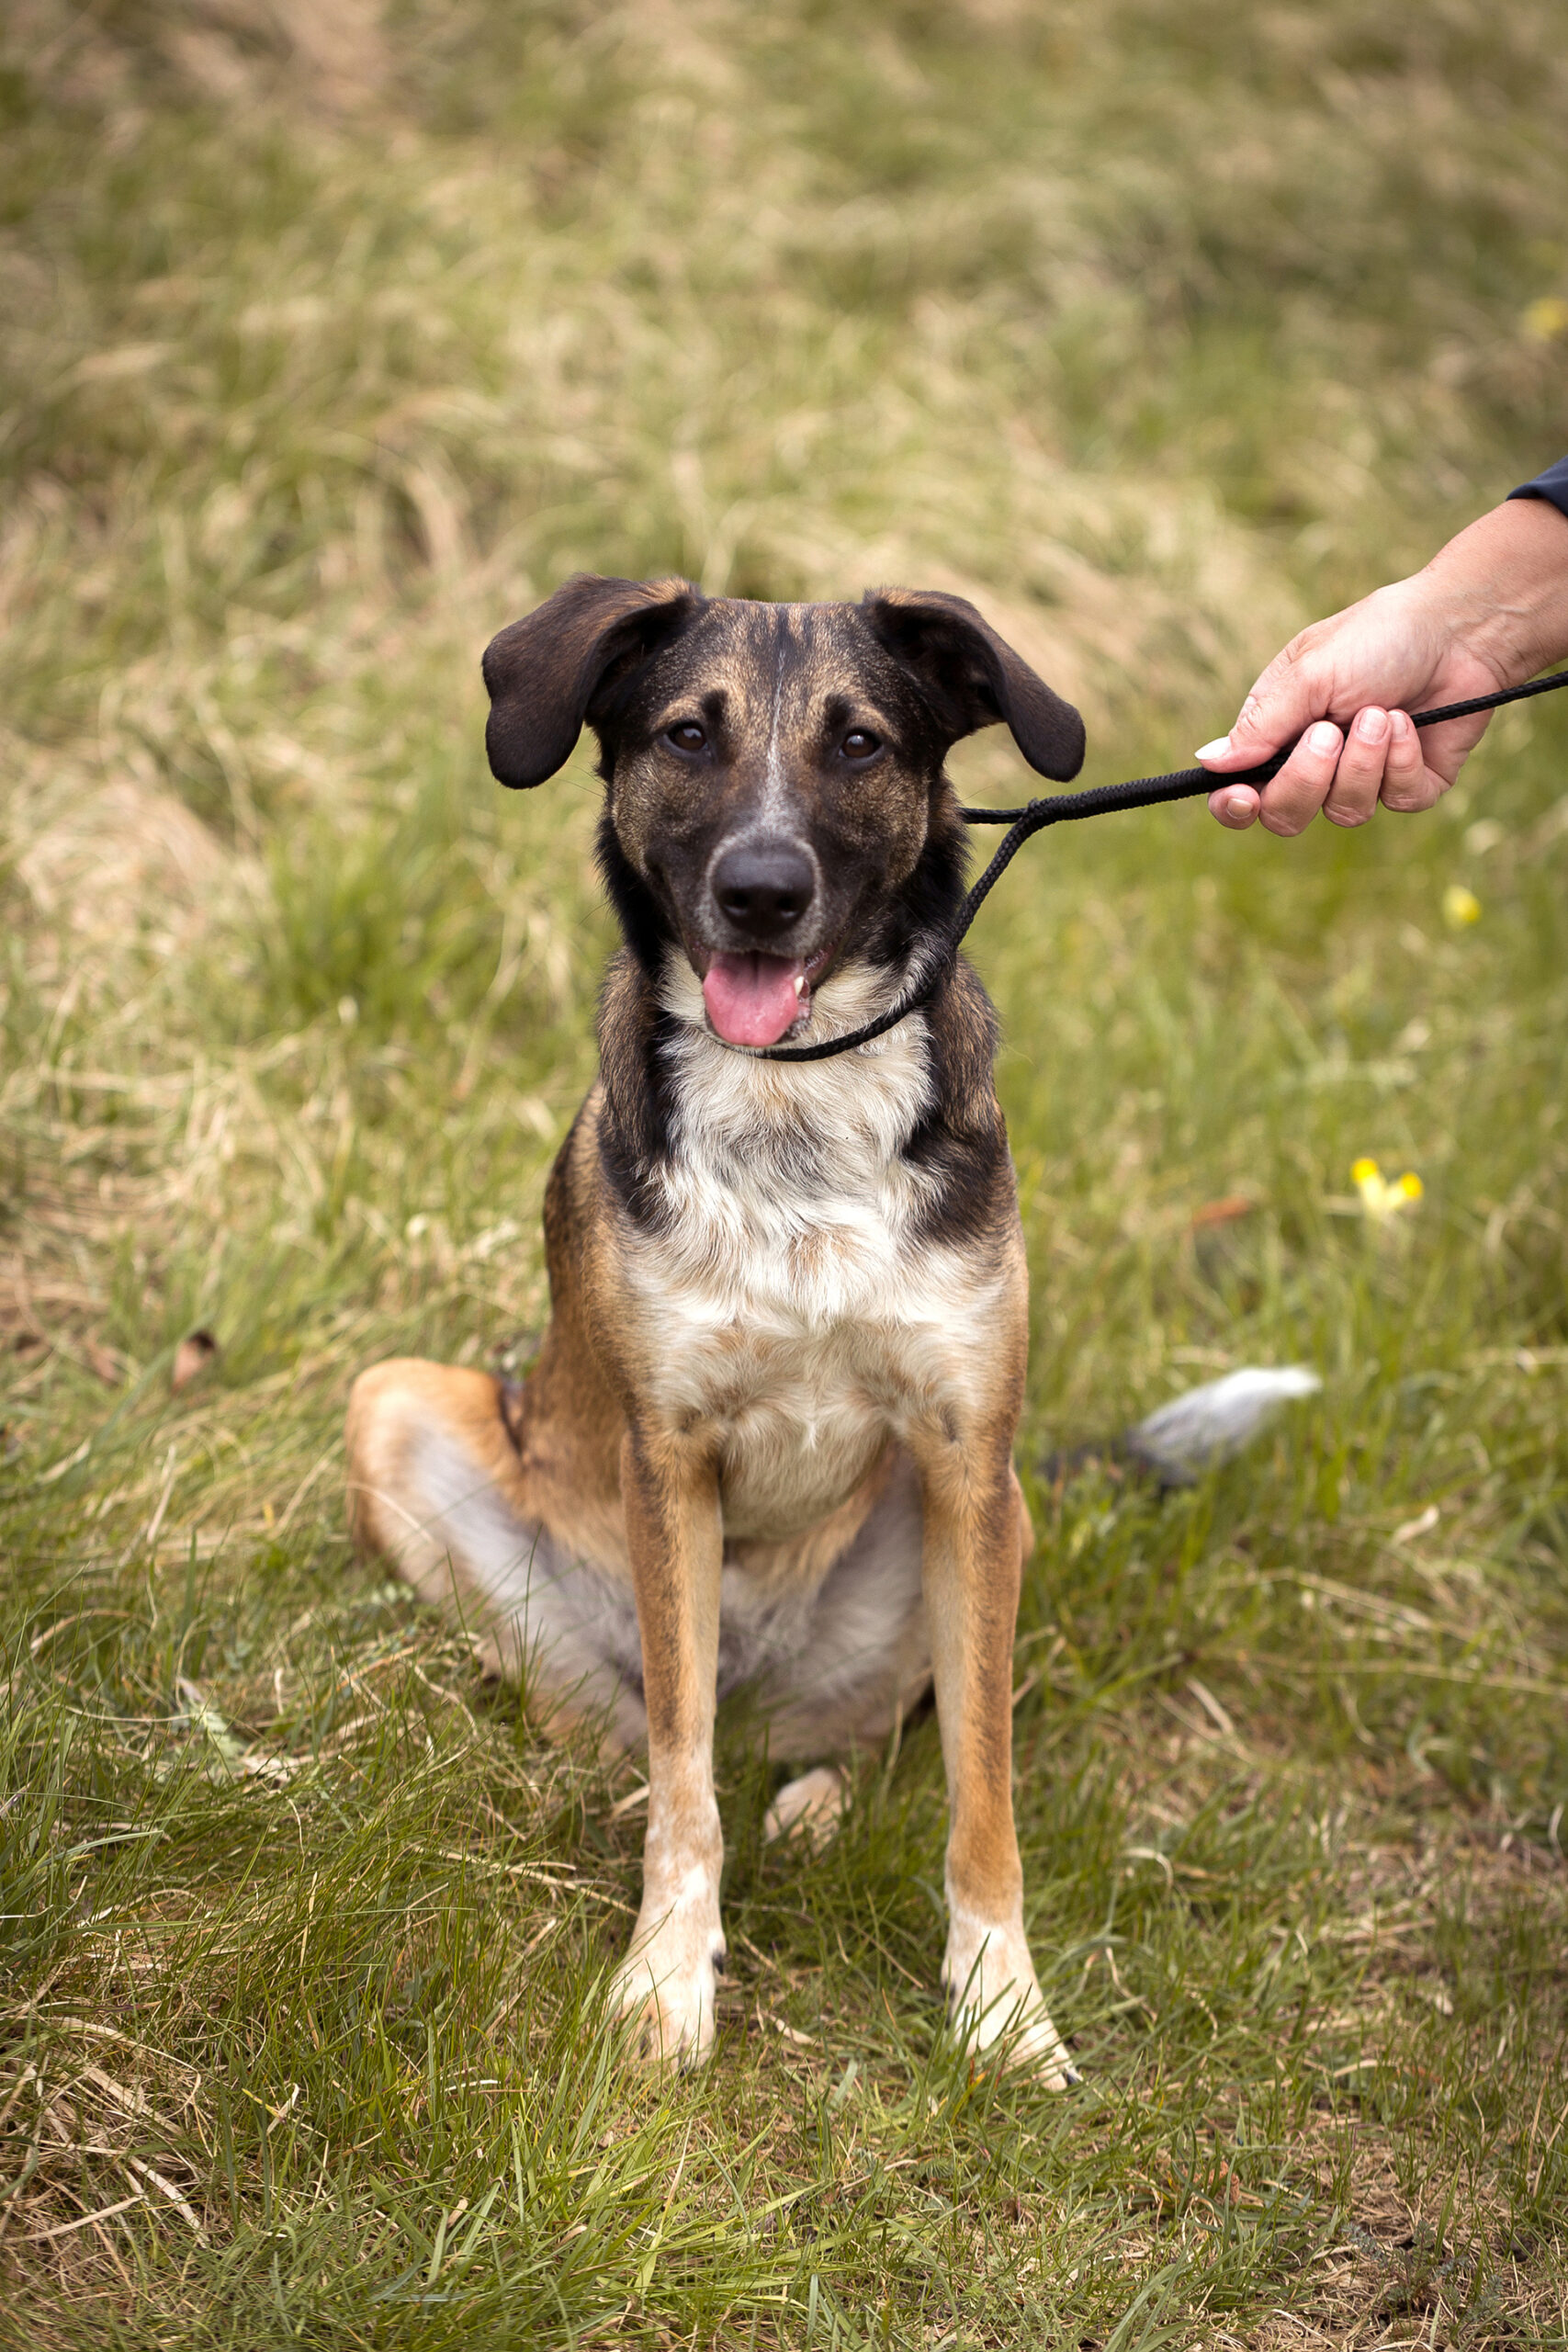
[624,974,1005,1541]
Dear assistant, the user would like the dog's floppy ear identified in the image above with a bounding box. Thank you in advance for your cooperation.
[482,573,701,788]
[861,586,1086,781]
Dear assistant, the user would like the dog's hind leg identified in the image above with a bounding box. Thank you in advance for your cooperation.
[345,1359,647,1749]
[762,1766,845,1849]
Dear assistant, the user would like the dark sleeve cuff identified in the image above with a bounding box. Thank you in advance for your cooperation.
[1507,453,1568,521]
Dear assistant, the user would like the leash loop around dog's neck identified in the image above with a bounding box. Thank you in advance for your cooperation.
[747,666,1568,1064]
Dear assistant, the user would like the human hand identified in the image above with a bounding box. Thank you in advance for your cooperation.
[1198,581,1498,835]
[1199,495,1568,834]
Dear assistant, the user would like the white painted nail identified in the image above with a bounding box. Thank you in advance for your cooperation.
[1195,737,1232,761]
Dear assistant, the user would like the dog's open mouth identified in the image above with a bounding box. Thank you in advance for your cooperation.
[702,953,813,1048]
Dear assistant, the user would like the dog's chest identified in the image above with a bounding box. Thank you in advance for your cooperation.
[622,1024,1003,1536]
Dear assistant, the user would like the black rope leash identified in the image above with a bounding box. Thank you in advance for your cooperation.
[750,665,1568,1064]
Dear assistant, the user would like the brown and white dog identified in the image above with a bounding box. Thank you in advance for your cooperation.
[345,572,1091,2079]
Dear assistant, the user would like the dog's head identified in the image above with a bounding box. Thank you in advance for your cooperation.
[482,574,1083,1048]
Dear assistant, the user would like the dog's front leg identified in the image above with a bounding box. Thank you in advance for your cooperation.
[610,1424,726,2067]
[916,1430,1075,2086]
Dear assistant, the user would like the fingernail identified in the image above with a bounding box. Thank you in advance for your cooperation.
[1355,707,1389,742]
[1309,721,1340,755]
[1226,791,1252,820]
[1195,737,1232,761]
[1390,710,1411,740]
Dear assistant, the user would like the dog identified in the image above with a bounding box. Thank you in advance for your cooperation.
[344,572,1100,2080]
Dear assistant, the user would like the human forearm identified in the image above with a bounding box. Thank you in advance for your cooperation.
[1416,494,1568,690]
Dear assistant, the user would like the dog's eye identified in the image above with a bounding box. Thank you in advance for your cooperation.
[665,721,707,754]
[840,729,882,763]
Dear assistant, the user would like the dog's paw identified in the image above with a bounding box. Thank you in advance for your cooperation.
[942,1911,1077,2088]
[762,1766,845,1849]
[611,1901,726,2069]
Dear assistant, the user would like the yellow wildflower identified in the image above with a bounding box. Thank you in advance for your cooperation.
[1351,1158,1423,1222]
[1523,296,1568,344]
[1442,883,1481,930]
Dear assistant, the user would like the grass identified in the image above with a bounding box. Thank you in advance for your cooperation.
[2,0,1567,2342]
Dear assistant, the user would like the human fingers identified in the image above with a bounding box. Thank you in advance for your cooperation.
[1195,693,1286,774]
[1254,719,1344,836]
[1196,624,1349,775]
[1321,707,1391,828]
[1207,782,1260,828]
[1371,710,1434,811]
[1380,707,1492,809]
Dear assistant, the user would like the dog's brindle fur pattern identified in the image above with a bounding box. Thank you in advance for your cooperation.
[346,576,1084,2077]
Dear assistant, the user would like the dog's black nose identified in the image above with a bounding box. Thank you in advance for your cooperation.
[711,842,815,941]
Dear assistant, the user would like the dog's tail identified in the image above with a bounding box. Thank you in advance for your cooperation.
[1043,1366,1321,1490]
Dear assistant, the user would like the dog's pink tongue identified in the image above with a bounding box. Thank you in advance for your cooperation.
[702,953,805,1047]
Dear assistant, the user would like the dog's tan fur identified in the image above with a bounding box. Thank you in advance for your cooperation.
[347,577,1086,2077]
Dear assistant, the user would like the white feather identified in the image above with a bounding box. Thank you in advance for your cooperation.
[1129,1366,1321,1479]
